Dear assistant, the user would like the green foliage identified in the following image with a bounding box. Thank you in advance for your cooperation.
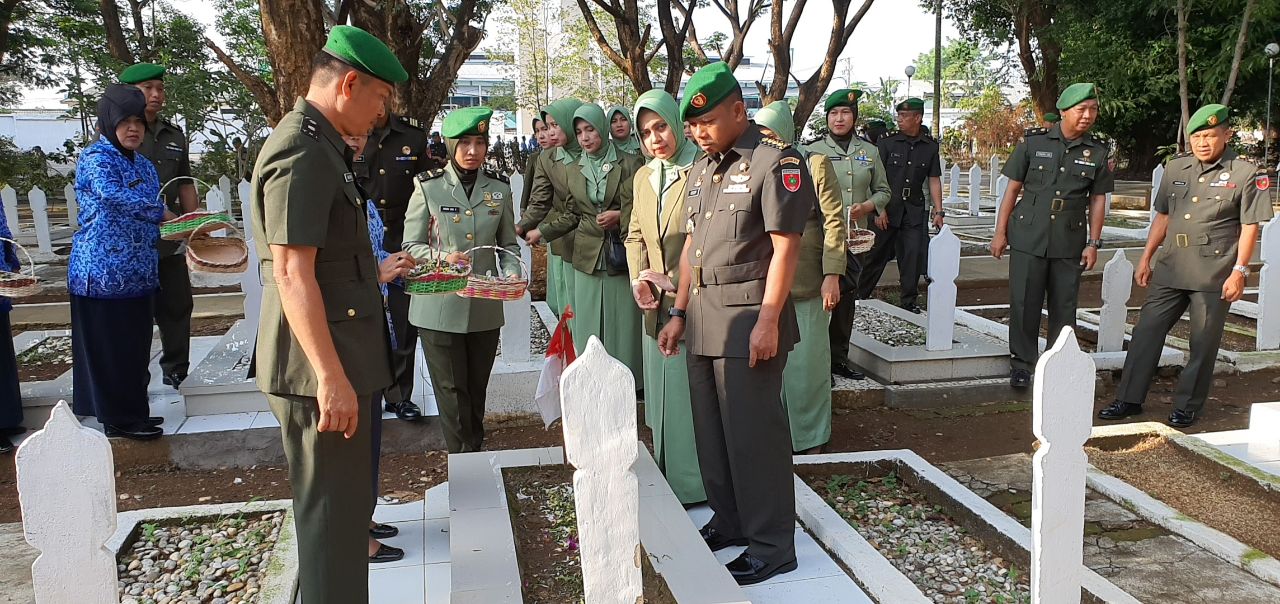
[0,136,75,192]
[911,37,1011,110]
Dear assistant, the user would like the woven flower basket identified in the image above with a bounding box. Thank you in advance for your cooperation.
[404,216,473,295]
[847,228,876,254]
[0,237,41,297]
[186,231,248,274]
[158,177,233,240]
[457,245,529,301]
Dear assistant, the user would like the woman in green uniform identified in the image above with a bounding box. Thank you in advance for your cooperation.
[402,106,521,453]
[565,103,644,382]
[520,99,584,317]
[607,105,641,155]
[623,89,705,504]
[756,101,849,453]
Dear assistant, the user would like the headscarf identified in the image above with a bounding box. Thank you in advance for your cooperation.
[97,84,147,159]
[544,98,585,160]
[606,105,631,140]
[753,100,796,144]
[573,103,617,208]
[633,89,698,198]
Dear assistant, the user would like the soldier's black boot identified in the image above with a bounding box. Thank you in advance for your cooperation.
[831,362,865,381]
[1097,401,1143,420]
[1168,409,1197,428]
[1009,368,1032,388]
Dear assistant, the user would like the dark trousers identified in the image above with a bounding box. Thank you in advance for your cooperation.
[419,328,500,454]
[857,218,927,308]
[370,391,384,508]
[268,392,373,604]
[1,310,21,429]
[153,254,192,377]
[1008,251,1083,371]
[1116,282,1229,414]
[70,294,153,425]
[384,284,417,404]
[686,352,796,566]
[829,250,863,366]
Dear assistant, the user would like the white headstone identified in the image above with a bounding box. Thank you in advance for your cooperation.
[501,173,534,364]
[1031,330,1094,604]
[1,186,19,235]
[947,164,961,204]
[1149,164,1165,227]
[1104,192,1112,218]
[968,164,982,216]
[237,179,251,226]
[17,401,120,604]
[1097,250,1134,353]
[63,184,79,230]
[940,157,948,189]
[27,187,53,254]
[239,192,262,330]
[995,175,1010,219]
[989,155,1000,195]
[1257,219,1280,350]
[926,225,960,351]
[218,175,232,217]
[205,188,226,213]
[559,337,642,604]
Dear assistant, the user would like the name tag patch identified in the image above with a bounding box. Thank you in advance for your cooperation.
[723,184,750,194]
[1173,180,1188,187]
[1073,159,1096,167]
[1035,151,1054,158]
[441,206,460,213]
[687,189,700,197]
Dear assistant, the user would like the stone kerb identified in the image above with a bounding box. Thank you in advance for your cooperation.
[17,401,120,604]
[1258,219,1280,350]
[1097,250,1134,353]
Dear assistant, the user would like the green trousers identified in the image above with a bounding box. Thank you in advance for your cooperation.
[1116,282,1229,414]
[420,328,501,453]
[642,335,706,504]
[1009,250,1084,371]
[153,254,192,377]
[547,254,576,317]
[267,392,373,604]
[571,269,643,385]
[783,298,833,451]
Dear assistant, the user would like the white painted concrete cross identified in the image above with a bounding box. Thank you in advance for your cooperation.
[926,225,960,351]
[1,186,19,235]
[946,164,961,204]
[1031,330,1095,604]
[500,173,535,364]
[1257,219,1280,350]
[27,187,53,254]
[1097,250,1134,353]
[989,155,1000,195]
[17,401,120,604]
[968,164,982,216]
[559,337,643,604]
[63,184,79,230]
[994,175,1010,219]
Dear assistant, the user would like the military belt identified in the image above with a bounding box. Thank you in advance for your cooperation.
[1175,233,1190,248]
[690,258,771,286]
[1050,198,1066,211]
[260,255,370,285]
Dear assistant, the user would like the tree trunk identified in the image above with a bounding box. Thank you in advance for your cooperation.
[349,0,426,114]
[260,0,328,123]
[206,37,281,125]
[409,0,485,127]
[932,0,941,135]
[126,0,147,56]
[768,0,875,135]
[1012,2,1058,118]
[657,0,692,93]
[1176,0,1190,151]
[0,0,19,66]
[100,0,135,64]
[1220,0,1254,106]
[574,0,654,94]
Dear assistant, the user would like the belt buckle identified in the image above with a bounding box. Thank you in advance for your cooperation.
[1051,198,1065,211]
[901,187,912,200]
[1176,233,1189,248]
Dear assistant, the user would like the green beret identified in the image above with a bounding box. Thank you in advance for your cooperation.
[681,62,741,121]
[895,97,925,112]
[1055,83,1097,111]
[119,63,165,84]
[866,119,887,129]
[754,101,795,143]
[824,89,862,113]
[1187,104,1229,136]
[1043,112,1060,124]
[322,25,408,84]
[441,106,493,139]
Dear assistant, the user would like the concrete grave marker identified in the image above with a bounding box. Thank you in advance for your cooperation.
[994,175,1010,218]
[559,337,642,604]
[1258,219,1280,350]
[989,155,1000,195]
[28,187,53,254]
[947,164,961,204]
[968,165,982,216]
[64,183,78,230]
[1,186,19,235]
[1149,164,1164,228]
[218,175,232,217]
[239,188,262,330]
[940,157,948,190]
[1031,329,1095,604]
[501,173,534,364]
[1097,250,1134,353]
[926,225,960,351]
[1104,192,1113,218]
[17,401,120,604]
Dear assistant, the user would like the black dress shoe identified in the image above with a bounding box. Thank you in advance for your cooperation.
[384,400,423,422]
[368,543,405,564]
[103,422,163,441]
[1010,368,1032,389]
[162,372,187,388]
[1097,401,1143,421]
[902,304,922,314]
[370,523,399,539]
[144,417,165,427]
[831,363,865,381]
[0,435,13,455]
[699,526,748,552]
[1168,409,1197,428]
[725,552,798,586]
[0,426,28,437]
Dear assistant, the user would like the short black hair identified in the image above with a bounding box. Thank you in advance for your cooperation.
[310,51,354,85]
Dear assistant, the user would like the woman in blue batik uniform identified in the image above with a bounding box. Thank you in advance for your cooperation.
[0,210,23,454]
[68,84,172,440]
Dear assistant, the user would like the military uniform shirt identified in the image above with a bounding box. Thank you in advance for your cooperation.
[1003,124,1114,258]
[138,118,192,256]
[1152,150,1272,291]
[354,115,433,252]
[802,134,892,229]
[876,131,941,228]
[681,125,811,358]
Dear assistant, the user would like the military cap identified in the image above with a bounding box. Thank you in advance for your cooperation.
[895,97,925,112]
[442,106,493,139]
[1043,112,1060,124]
[824,88,862,112]
[1186,104,1229,136]
[1055,83,1097,111]
[322,25,408,84]
[753,100,795,143]
[681,62,741,121]
[866,118,887,129]
[119,63,165,84]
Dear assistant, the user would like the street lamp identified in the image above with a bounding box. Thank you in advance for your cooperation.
[1265,42,1279,168]
[904,65,917,100]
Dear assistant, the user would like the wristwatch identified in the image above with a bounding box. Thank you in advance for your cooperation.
[1233,264,1251,278]
[668,307,687,319]
[1088,239,1104,249]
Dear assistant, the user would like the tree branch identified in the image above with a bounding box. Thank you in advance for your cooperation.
[204,36,281,125]
[0,0,21,66]
[575,0,630,75]
[1220,0,1255,106]
[99,0,135,64]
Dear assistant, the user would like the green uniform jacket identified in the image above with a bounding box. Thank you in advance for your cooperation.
[519,149,541,211]
[1152,150,1272,292]
[249,98,393,397]
[139,117,192,257]
[1003,125,1115,258]
[626,162,692,337]
[402,164,521,333]
[518,149,577,259]
[792,153,847,299]
[566,151,644,274]
[802,135,891,229]
[356,114,432,252]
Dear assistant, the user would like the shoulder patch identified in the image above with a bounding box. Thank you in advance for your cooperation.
[398,115,423,130]
[418,168,445,182]
[760,134,790,150]
[483,168,510,184]
[779,156,802,166]
[1024,127,1048,137]
[301,116,321,141]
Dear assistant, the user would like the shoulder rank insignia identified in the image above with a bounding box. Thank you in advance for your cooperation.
[760,134,790,150]
[483,168,510,184]
[1235,155,1258,166]
[301,116,321,141]
[398,116,423,129]
[418,168,445,182]
[1170,151,1192,160]
[1024,127,1049,137]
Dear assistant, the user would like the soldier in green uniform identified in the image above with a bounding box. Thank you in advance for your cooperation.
[992,83,1113,388]
[803,88,891,380]
[248,26,411,604]
[519,98,584,316]
[658,62,811,585]
[519,117,546,212]
[1099,104,1272,427]
[608,105,642,154]
[857,98,942,313]
[120,63,198,387]
[404,106,521,452]
[1043,112,1060,126]
[353,107,433,421]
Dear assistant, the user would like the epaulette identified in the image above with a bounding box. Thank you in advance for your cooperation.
[398,115,424,130]
[159,117,183,133]
[484,168,509,184]
[418,168,445,182]
[1024,127,1049,137]
[1235,155,1258,166]
[301,116,322,141]
[799,135,822,147]
[760,134,790,150]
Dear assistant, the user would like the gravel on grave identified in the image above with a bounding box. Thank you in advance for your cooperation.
[808,473,1030,603]
[15,335,73,382]
[495,305,550,358]
[117,510,286,604]
[853,306,927,347]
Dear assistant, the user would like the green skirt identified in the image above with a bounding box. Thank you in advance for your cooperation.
[571,269,643,385]
[642,336,706,504]
[782,297,833,451]
[546,254,576,317]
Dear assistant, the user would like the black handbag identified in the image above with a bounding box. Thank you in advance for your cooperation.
[604,228,628,274]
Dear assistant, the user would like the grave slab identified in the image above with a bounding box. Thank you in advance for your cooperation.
[849,299,1008,385]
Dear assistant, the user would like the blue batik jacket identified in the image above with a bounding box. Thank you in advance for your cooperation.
[68,138,164,298]
[0,208,19,312]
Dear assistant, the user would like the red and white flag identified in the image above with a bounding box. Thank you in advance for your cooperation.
[534,305,576,428]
